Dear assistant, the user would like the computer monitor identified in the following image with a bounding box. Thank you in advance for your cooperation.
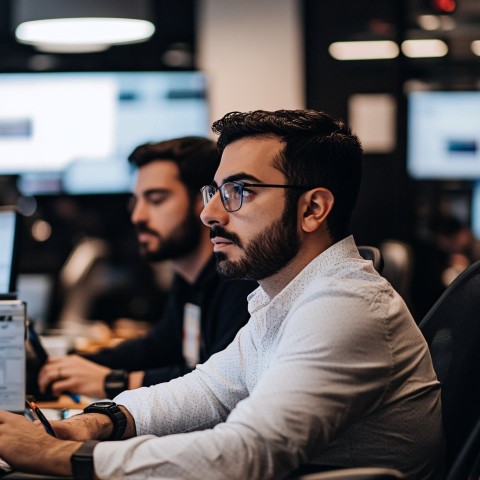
[0,207,18,294]
[407,91,480,179]
[0,71,210,195]
[471,181,480,239]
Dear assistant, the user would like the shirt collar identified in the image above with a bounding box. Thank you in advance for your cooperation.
[248,235,359,315]
[175,254,217,290]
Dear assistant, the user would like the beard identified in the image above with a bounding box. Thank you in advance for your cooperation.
[211,203,300,281]
[136,204,202,262]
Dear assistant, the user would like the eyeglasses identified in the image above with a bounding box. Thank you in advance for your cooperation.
[201,181,318,212]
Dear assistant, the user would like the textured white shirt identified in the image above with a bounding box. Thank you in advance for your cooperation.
[95,236,443,479]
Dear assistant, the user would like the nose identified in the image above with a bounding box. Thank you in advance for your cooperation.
[200,191,227,227]
[131,197,148,225]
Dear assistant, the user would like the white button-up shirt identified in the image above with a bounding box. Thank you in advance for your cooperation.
[95,236,443,479]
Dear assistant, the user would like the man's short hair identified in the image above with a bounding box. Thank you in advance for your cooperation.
[212,110,363,242]
[128,136,220,196]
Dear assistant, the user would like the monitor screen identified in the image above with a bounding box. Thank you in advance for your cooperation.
[407,91,480,179]
[0,71,210,194]
[0,208,18,294]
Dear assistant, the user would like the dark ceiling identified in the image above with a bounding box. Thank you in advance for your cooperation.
[0,0,479,77]
[406,0,480,63]
[0,0,196,72]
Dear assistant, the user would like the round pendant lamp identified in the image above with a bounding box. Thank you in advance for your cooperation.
[13,0,155,53]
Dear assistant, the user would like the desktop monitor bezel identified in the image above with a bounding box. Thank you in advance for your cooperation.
[0,206,19,295]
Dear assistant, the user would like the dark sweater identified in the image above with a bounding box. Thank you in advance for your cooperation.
[84,256,257,386]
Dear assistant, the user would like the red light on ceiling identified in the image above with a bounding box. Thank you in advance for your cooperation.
[430,0,457,13]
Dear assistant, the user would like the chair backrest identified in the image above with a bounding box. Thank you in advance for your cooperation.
[466,419,480,479]
[450,417,480,480]
[418,260,480,477]
[358,246,384,273]
[298,467,404,480]
[379,240,413,303]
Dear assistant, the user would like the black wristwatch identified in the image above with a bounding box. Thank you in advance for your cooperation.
[104,369,129,399]
[83,401,127,440]
[71,440,99,480]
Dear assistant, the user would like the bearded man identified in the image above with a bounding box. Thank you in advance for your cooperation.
[1,112,442,480]
[38,137,256,399]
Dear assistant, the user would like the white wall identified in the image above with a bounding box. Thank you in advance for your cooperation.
[197,0,304,127]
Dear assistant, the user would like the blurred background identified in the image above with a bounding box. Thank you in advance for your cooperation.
[1,0,479,341]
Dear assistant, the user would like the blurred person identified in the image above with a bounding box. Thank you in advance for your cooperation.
[411,213,480,319]
[429,214,480,284]
[0,110,442,480]
[37,136,256,398]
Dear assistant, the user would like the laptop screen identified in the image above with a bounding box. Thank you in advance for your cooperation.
[0,208,18,294]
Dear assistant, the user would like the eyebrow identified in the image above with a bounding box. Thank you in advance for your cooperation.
[213,172,263,188]
[141,188,172,197]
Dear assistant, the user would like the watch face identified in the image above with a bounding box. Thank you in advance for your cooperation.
[90,401,116,408]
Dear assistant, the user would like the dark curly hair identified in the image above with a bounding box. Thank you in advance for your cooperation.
[212,110,363,242]
[128,136,219,198]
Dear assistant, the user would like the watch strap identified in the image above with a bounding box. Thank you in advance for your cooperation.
[104,369,129,399]
[83,401,127,440]
[71,440,99,480]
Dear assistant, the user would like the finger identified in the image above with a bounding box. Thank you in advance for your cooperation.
[38,366,64,392]
[37,370,55,392]
[42,358,63,368]
[50,379,76,397]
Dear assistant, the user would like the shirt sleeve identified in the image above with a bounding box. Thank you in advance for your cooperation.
[82,293,185,372]
[83,279,256,386]
[94,296,402,480]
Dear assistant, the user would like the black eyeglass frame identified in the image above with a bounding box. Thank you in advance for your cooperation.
[201,181,320,212]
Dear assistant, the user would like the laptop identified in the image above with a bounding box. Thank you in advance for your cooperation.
[0,207,19,297]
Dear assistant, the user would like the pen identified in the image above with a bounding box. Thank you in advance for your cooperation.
[25,399,57,438]
[68,393,81,403]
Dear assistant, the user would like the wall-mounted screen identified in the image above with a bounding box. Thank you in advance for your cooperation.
[0,208,18,294]
[0,71,209,194]
[407,91,480,180]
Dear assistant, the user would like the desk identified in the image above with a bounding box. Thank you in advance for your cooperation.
[2,473,72,479]
[36,395,89,411]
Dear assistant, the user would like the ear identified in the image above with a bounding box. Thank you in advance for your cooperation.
[299,188,334,233]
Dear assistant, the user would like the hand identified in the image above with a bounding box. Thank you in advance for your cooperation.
[38,355,111,398]
[0,410,80,476]
[128,370,145,389]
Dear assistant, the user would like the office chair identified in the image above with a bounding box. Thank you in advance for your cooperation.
[293,260,480,480]
[470,456,480,480]
[418,259,480,480]
[358,246,384,273]
[297,467,404,479]
[450,417,480,480]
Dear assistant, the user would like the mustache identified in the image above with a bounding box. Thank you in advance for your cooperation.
[135,222,160,237]
[210,225,242,248]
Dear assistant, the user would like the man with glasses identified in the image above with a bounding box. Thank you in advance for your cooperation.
[37,136,255,399]
[0,110,442,480]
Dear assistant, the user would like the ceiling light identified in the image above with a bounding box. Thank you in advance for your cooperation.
[439,16,456,31]
[16,18,155,53]
[328,41,399,60]
[417,14,456,31]
[471,40,480,57]
[401,39,448,58]
[13,0,154,54]
[417,15,442,30]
